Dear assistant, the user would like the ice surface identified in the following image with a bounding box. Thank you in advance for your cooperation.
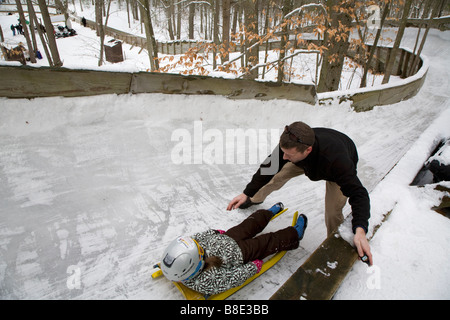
[0,8,449,299]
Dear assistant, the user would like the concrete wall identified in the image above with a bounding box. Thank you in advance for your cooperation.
[0,65,131,98]
[318,46,429,111]
[0,43,427,110]
[0,65,317,104]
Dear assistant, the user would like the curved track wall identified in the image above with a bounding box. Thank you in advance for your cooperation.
[0,46,427,111]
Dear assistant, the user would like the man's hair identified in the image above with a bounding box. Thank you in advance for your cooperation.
[280,133,310,152]
[280,122,315,153]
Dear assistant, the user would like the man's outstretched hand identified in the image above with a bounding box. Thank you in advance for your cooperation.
[226,193,248,211]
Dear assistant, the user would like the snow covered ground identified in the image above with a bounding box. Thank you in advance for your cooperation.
[0,6,449,300]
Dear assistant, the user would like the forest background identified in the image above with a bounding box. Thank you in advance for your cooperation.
[2,0,449,93]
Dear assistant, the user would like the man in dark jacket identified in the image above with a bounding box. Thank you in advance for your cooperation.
[227,121,373,265]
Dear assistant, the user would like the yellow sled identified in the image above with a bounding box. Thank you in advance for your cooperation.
[152,209,298,300]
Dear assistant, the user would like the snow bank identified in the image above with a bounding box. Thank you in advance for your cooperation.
[336,107,450,299]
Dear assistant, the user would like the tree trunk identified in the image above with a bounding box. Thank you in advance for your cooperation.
[95,0,105,66]
[37,0,62,66]
[232,1,240,36]
[26,0,38,53]
[165,0,175,40]
[188,2,195,39]
[204,4,209,39]
[243,0,259,80]
[361,1,390,88]
[213,0,220,69]
[222,0,231,62]
[97,0,112,67]
[140,0,159,71]
[176,1,181,39]
[382,0,412,84]
[317,0,352,93]
[261,0,271,79]
[126,0,130,28]
[15,0,36,63]
[27,0,53,66]
[277,0,292,83]
[407,0,443,77]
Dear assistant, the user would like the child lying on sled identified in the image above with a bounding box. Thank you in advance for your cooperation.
[160,203,307,296]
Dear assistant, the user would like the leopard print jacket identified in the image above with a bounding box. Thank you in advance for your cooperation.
[182,229,257,296]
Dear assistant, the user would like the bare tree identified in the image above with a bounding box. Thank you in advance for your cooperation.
[222,0,231,62]
[27,0,53,66]
[96,0,112,67]
[361,1,390,88]
[15,0,36,63]
[277,0,293,83]
[317,0,353,93]
[188,1,196,39]
[242,0,259,79]
[407,0,443,77]
[212,0,220,69]
[176,0,182,39]
[139,0,159,71]
[382,0,413,84]
[162,0,175,40]
[37,0,62,66]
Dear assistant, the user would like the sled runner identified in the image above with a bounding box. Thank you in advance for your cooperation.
[152,208,298,300]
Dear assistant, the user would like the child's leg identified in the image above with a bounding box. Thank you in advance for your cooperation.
[225,210,272,242]
[238,227,299,263]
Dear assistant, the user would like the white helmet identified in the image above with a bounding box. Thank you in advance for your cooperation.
[161,236,205,282]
